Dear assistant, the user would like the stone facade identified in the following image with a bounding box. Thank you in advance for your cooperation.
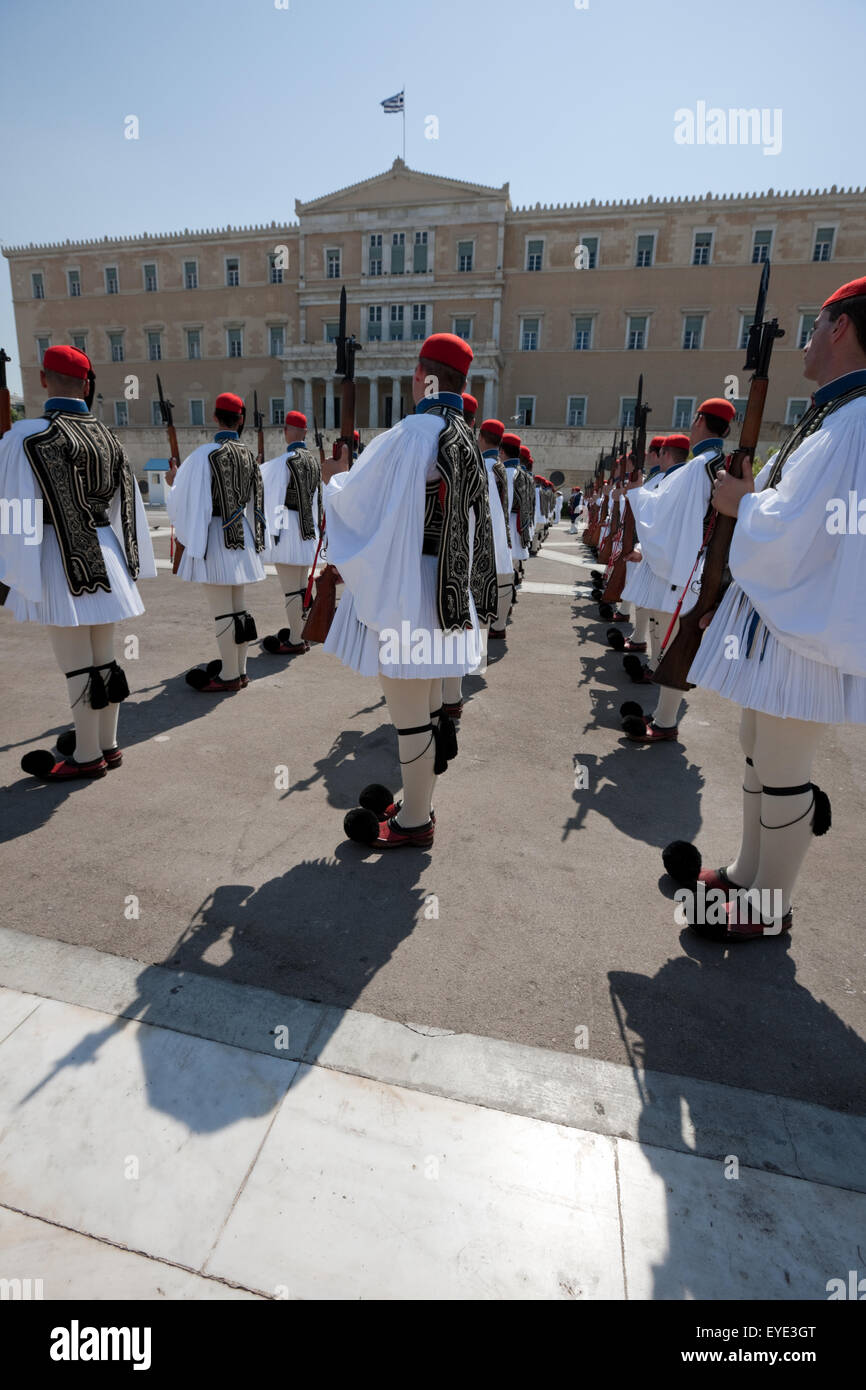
[5,159,864,486]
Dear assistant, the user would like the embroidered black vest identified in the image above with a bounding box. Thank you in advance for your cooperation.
[209,441,265,551]
[766,384,866,489]
[506,463,534,547]
[22,410,140,597]
[425,405,498,631]
[490,459,512,548]
[282,446,323,541]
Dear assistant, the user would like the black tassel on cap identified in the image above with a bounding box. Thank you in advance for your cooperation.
[811,783,832,836]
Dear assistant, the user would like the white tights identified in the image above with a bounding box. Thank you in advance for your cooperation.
[47,624,120,764]
[275,563,310,643]
[379,675,443,827]
[205,585,248,681]
[646,609,683,728]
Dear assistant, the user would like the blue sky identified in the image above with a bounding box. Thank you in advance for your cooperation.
[2,0,864,392]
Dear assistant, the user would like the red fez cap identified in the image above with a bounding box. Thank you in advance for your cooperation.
[519,445,531,461]
[285,410,307,428]
[215,392,244,414]
[664,433,691,452]
[822,276,866,309]
[353,430,359,443]
[479,418,504,441]
[461,392,478,417]
[648,436,665,452]
[698,397,735,423]
[419,332,473,376]
[42,344,91,379]
[501,432,521,450]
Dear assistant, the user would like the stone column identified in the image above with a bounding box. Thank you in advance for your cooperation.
[482,376,494,419]
[303,378,314,421]
[392,377,402,423]
[369,378,379,428]
[284,378,294,414]
[325,377,335,431]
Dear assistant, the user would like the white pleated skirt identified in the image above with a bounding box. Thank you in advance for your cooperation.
[8,526,145,627]
[688,582,866,724]
[264,512,319,567]
[621,556,701,615]
[177,517,266,585]
[323,554,484,679]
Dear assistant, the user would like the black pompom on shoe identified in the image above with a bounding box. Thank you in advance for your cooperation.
[358,783,395,816]
[622,714,651,738]
[620,700,644,719]
[186,667,209,689]
[662,840,703,886]
[344,807,381,844]
[21,749,59,777]
[607,626,625,651]
[598,602,614,623]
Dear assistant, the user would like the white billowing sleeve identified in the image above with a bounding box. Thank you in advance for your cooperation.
[730,398,866,675]
[260,454,285,555]
[0,419,49,602]
[322,415,438,635]
[166,444,214,558]
[630,457,713,588]
[110,473,157,580]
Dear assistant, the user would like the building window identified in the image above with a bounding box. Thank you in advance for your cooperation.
[369,234,383,276]
[627,315,647,350]
[578,235,598,269]
[269,325,285,357]
[271,399,285,426]
[413,231,428,273]
[105,266,118,295]
[269,253,283,285]
[151,400,163,426]
[68,269,81,297]
[368,305,382,341]
[786,398,809,425]
[683,315,704,350]
[520,317,539,351]
[739,314,755,350]
[573,316,592,350]
[143,263,158,292]
[752,229,772,264]
[516,396,535,426]
[457,240,474,272]
[114,401,128,427]
[181,329,198,360]
[326,248,341,279]
[108,332,124,363]
[813,227,835,262]
[147,331,162,362]
[31,272,44,299]
[389,304,404,341]
[411,303,427,340]
[453,316,472,340]
[36,336,50,361]
[635,234,654,268]
[526,239,543,272]
[189,399,205,426]
[620,398,637,428]
[72,334,87,353]
[566,396,586,426]
[227,328,243,358]
[226,257,239,287]
[184,260,198,290]
[730,397,748,422]
[391,234,405,275]
[692,232,713,266]
[798,312,817,348]
[673,397,695,429]
[325,321,339,343]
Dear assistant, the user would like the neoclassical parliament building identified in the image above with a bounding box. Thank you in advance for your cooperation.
[5,160,865,474]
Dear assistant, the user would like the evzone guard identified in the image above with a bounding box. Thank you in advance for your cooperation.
[602,435,678,658]
[664,276,866,941]
[618,399,735,743]
[499,431,532,600]
[476,417,514,642]
[321,332,497,850]
[0,346,156,781]
[259,410,323,657]
[166,392,266,693]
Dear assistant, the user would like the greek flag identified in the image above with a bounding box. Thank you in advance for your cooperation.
[381,90,404,113]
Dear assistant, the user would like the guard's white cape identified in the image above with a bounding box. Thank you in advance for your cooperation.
[629,455,713,589]
[260,450,320,564]
[728,394,866,675]
[324,411,460,636]
[0,417,156,603]
[483,455,512,573]
[504,465,529,561]
[166,441,258,558]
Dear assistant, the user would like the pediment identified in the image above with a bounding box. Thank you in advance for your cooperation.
[296,160,509,215]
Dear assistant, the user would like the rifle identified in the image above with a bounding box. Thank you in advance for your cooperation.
[312,406,326,466]
[0,349,11,603]
[157,374,184,573]
[335,285,361,468]
[253,390,265,465]
[653,260,784,691]
[603,375,651,604]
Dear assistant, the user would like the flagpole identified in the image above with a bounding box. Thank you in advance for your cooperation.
[402,86,406,161]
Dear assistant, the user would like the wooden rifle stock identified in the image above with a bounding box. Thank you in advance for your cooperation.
[0,349,13,603]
